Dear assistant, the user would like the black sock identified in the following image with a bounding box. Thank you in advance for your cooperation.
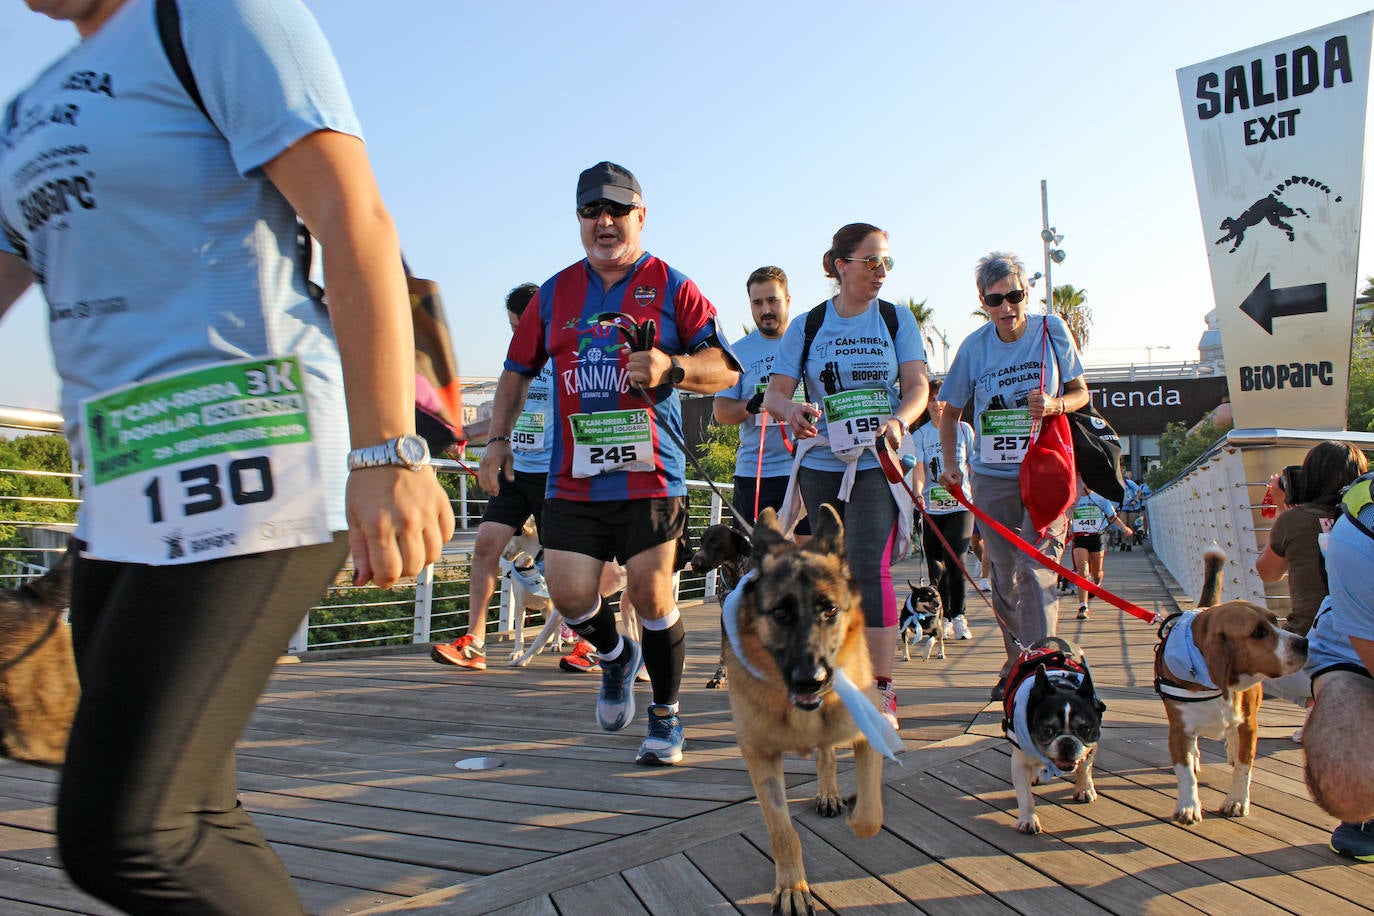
[642,620,685,707]
[566,602,620,655]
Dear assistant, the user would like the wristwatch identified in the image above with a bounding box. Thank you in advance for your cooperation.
[666,356,686,387]
[346,434,431,472]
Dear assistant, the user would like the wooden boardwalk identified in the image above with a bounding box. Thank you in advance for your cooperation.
[2,547,1371,914]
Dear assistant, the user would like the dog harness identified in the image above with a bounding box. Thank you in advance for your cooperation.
[1153,612,1224,701]
[1000,645,1094,780]
[721,569,905,762]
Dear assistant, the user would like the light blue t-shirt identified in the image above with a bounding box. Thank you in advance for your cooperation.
[772,300,926,473]
[1069,492,1118,534]
[0,0,361,534]
[512,366,555,475]
[720,329,794,479]
[1306,506,1374,675]
[938,315,1084,481]
[911,419,974,515]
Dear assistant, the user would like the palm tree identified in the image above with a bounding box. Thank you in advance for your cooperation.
[902,297,945,369]
[1051,284,1092,351]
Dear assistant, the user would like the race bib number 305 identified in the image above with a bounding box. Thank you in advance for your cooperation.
[80,357,331,565]
[979,409,1033,464]
[512,411,545,452]
[568,409,655,478]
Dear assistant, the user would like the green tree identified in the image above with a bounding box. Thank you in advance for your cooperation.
[1051,284,1092,351]
[1144,419,1231,490]
[0,433,77,553]
[695,421,739,483]
[1350,317,1374,432]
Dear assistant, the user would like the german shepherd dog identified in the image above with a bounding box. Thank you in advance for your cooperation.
[726,506,883,916]
[0,556,78,767]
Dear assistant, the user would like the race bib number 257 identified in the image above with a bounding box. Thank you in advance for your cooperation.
[80,356,331,565]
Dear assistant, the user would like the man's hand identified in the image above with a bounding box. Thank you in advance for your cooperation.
[626,347,672,388]
[347,467,455,589]
[479,440,514,492]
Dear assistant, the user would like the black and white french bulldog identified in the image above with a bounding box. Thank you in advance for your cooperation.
[1003,636,1105,834]
[898,579,944,661]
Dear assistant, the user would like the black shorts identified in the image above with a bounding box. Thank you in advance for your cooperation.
[482,470,547,538]
[541,496,687,564]
[1072,532,1104,553]
[733,475,811,535]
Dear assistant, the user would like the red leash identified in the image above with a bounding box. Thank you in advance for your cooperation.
[874,441,1157,625]
[947,483,1157,624]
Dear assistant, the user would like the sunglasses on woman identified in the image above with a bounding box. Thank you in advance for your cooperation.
[982,288,1028,308]
[576,200,640,220]
[841,255,895,273]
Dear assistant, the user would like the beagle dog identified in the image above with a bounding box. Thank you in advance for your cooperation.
[1154,547,1308,824]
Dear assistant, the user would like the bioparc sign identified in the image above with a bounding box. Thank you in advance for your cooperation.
[1178,13,1371,431]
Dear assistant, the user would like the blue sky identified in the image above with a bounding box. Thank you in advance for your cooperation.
[4,0,1374,411]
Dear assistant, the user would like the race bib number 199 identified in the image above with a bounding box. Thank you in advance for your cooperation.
[568,409,655,478]
[80,356,331,565]
[979,409,1033,464]
[822,389,889,452]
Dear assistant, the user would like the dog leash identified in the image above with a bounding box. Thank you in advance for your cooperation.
[755,413,767,522]
[938,476,1159,625]
[595,312,755,533]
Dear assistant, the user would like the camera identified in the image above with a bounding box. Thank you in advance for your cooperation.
[1278,465,1305,504]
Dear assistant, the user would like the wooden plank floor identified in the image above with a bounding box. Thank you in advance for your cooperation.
[2,546,1370,914]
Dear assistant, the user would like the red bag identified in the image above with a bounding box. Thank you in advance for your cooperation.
[1020,412,1076,536]
[1018,317,1076,536]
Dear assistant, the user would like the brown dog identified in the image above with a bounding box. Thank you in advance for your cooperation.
[1155,547,1307,823]
[726,505,883,916]
[0,556,78,767]
[690,523,752,689]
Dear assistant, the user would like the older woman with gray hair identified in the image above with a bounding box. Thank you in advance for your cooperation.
[936,252,1090,700]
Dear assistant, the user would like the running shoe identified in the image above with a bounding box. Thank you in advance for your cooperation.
[636,703,684,765]
[953,616,973,640]
[1331,820,1374,861]
[975,578,991,592]
[878,683,899,730]
[430,634,486,670]
[1078,604,1090,620]
[943,620,955,639]
[559,640,600,673]
[596,637,642,732]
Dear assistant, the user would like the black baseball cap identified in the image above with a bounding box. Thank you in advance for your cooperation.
[576,161,641,207]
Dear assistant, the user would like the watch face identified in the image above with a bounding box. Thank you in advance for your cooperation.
[397,435,429,466]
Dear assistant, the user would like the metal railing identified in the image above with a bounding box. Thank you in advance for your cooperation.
[1,404,724,657]
[1146,427,1374,614]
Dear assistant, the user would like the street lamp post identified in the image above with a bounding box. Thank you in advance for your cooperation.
[1039,179,1065,314]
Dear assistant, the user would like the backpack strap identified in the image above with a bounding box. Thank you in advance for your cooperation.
[1341,473,1374,540]
[155,0,210,123]
[154,0,325,306]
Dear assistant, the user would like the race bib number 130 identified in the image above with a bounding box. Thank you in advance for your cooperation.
[80,356,331,565]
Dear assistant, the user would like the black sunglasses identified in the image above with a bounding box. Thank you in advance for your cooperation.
[982,288,1028,308]
[840,255,894,273]
[576,200,640,220]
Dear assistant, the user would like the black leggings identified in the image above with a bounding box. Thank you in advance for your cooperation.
[922,511,974,619]
[58,535,348,915]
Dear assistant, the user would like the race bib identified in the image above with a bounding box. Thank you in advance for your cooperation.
[512,411,545,452]
[752,383,806,426]
[1071,506,1105,533]
[568,409,655,478]
[926,484,961,513]
[979,409,1032,464]
[80,356,331,565]
[823,389,888,453]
